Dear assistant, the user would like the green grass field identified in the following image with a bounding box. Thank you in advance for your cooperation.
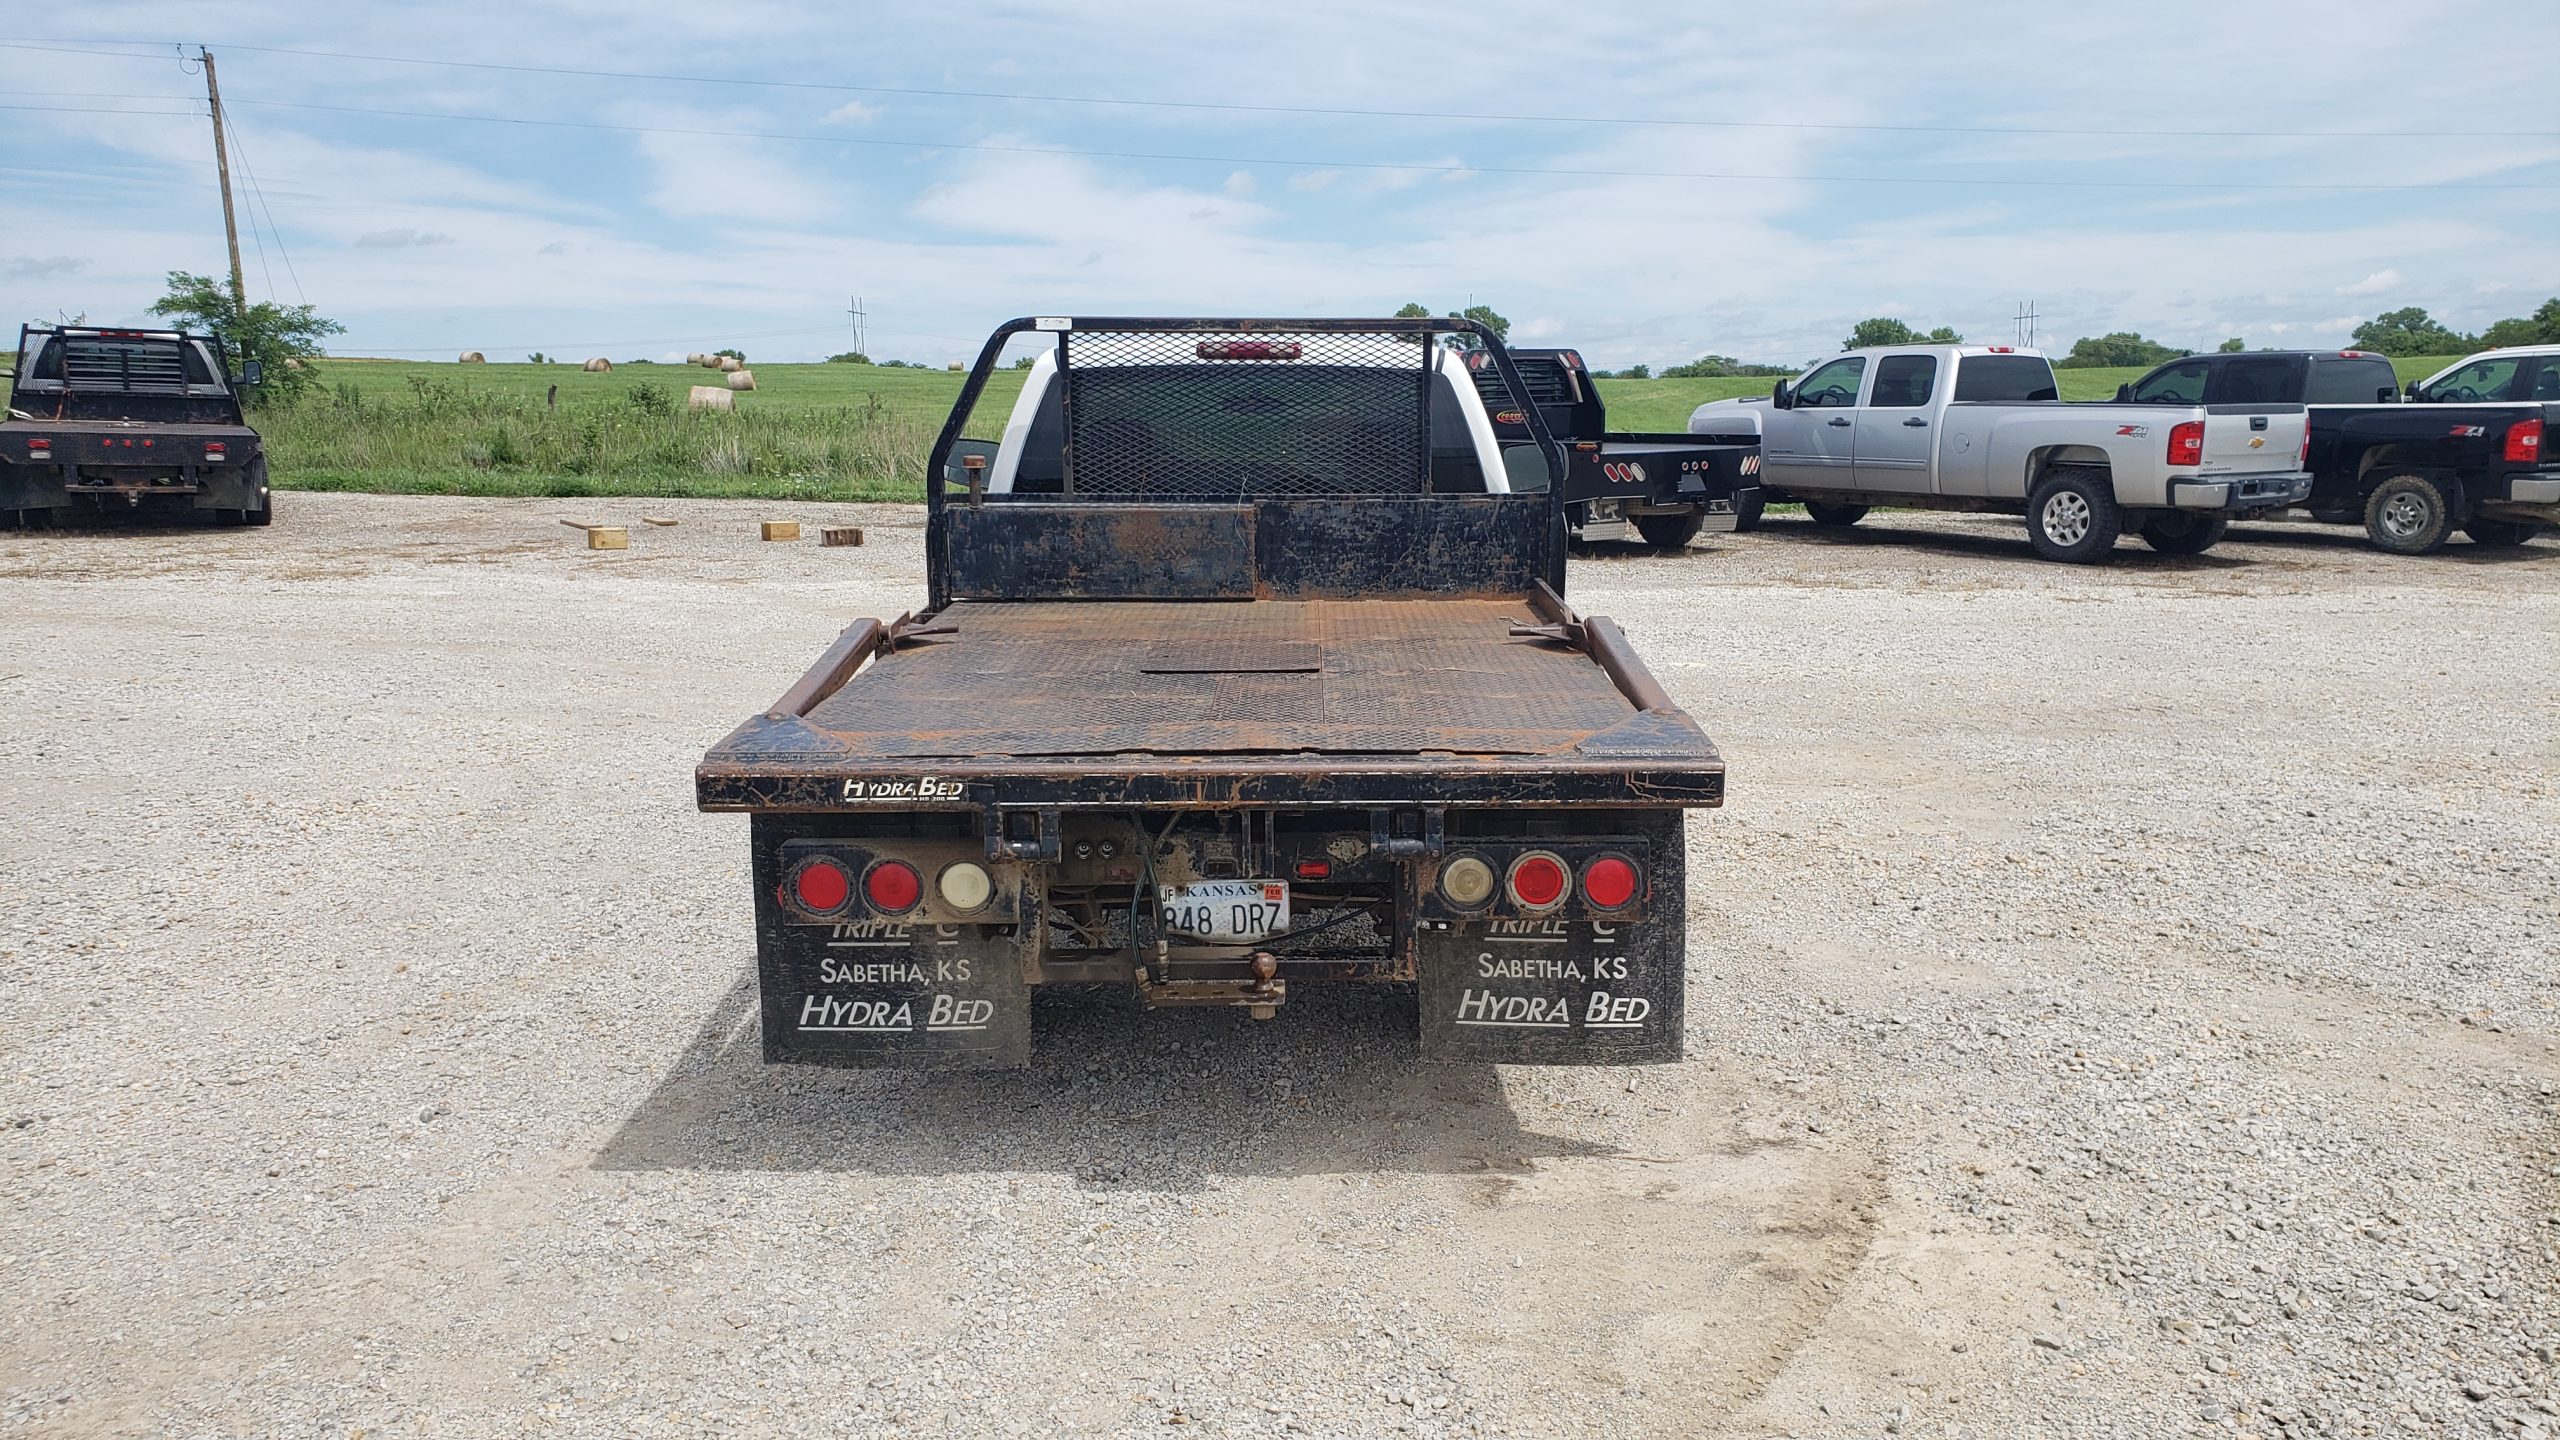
[247,352,2466,502]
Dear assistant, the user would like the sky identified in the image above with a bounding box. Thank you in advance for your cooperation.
[3,1,2556,370]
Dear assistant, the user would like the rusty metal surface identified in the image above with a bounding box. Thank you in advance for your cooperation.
[801,597,1642,758]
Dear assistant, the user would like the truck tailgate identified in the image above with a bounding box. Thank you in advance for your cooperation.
[2202,404,2307,471]
[805,597,1642,757]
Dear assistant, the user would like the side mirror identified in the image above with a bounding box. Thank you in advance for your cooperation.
[1770,380,1794,410]
[2115,383,2133,401]
[238,359,264,387]
[2404,381,2421,400]
[2378,386,2398,403]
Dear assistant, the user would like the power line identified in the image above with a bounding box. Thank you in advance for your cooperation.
[223,103,305,306]
[6,36,2549,142]
[212,96,2560,192]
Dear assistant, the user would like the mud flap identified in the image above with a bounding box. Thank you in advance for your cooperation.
[757,921,1033,1069]
[1418,915,1685,1064]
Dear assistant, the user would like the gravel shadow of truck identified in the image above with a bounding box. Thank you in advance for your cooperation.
[591,968,1610,1191]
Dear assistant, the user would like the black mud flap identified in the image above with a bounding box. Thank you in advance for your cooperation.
[757,921,1033,1069]
[1417,915,1685,1064]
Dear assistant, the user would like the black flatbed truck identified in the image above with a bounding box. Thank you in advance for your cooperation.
[2,325,271,526]
[1474,347,1761,548]
[2113,348,2556,552]
[697,316,1725,1069]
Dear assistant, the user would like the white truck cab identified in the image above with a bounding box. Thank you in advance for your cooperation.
[1695,345,2314,562]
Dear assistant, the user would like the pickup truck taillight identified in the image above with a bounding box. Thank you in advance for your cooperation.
[26,438,50,459]
[2506,418,2544,464]
[204,441,227,462]
[2167,420,2206,467]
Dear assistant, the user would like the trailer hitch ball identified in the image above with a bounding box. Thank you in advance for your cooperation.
[1248,951,1280,1021]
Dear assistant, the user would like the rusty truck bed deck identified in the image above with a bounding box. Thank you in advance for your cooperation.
[809,598,1636,757]
[697,595,1724,811]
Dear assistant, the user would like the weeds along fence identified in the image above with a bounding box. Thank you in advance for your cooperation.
[258,376,937,499]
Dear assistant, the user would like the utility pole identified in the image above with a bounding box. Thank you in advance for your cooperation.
[200,48,247,313]
[848,295,867,356]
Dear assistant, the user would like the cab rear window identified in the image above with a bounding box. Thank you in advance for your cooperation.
[1953,356,2058,402]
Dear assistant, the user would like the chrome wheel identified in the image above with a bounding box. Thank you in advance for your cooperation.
[2041,491,2092,547]
[2379,492,2429,540]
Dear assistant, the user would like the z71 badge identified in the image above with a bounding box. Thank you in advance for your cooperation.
[840,776,969,803]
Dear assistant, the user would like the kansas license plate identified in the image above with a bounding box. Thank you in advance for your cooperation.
[1160,880,1290,942]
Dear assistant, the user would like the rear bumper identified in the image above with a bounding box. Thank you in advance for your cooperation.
[2173,470,2313,513]
[0,464,264,511]
[2505,476,2560,506]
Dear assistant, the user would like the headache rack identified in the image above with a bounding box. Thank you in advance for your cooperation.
[15,326,222,398]
[923,316,1571,607]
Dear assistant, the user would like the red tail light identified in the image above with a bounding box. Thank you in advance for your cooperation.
[790,858,852,914]
[2167,420,2205,467]
[1196,341,1300,361]
[1294,859,1330,880]
[2298,424,2310,468]
[1581,855,1639,909]
[1506,853,1569,910]
[27,439,50,455]
[2505,418,2543,464]
[864,860,922,913]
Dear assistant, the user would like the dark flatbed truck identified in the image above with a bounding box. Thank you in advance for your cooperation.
[697,316,1725,1069]
[1474,346,1761,547]
[2,325,271,527]
[2112,348,2555,552]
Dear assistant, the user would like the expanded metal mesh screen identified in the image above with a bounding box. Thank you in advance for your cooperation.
[1060,328,1438,498]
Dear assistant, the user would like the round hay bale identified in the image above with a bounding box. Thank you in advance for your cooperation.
[946,361,963,372]
[717,355,743,373]
[282,358,304,371]
[687,385,735,411]
[685,353,708,366]
[725,369,756,392]
[582,358,612,373]
[459,351,486,364]
[700,355,725,369]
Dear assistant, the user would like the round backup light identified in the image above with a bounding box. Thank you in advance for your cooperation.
[1506,852,1570,910]
[791,857,852,914]
[1438,854,1497,907]
[864,859,922,914]
[1582,855,1640,910]
[937,861,994,913]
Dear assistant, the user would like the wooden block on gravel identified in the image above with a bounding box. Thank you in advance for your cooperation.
[821,526,864,547]
[761,521,801,542]
[641,516,678,527]
[584,526,628,550]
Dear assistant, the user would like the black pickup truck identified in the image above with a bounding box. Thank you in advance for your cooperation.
[2114,349,2554,552]
[697,316,1726,1069]
[2,325,271,527]
[1473,347,1760,548]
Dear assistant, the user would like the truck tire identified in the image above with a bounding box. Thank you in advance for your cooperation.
[2463,517,2541,548]
[2025,466,2122,563]
[1732,490,1765,533]
[1802,500,1867,528]
[2362,472,2450,555]
[2139,512,2228,555]
[1632,509,1706,549]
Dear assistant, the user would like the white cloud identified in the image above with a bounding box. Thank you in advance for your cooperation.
[2338,269,2402,296]
[822,100,878,125]
[1223,170,1256,199]
[355,228,455,249]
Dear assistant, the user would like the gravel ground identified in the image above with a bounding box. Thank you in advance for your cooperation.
[1,495,2553,1439]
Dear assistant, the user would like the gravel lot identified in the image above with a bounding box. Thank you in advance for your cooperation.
[2,495,2553,1439]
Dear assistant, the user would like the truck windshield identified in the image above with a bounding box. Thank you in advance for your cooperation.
[1953,355,2059,402]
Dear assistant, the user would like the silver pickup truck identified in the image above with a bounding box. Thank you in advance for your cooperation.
[1693,345,2314,561]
